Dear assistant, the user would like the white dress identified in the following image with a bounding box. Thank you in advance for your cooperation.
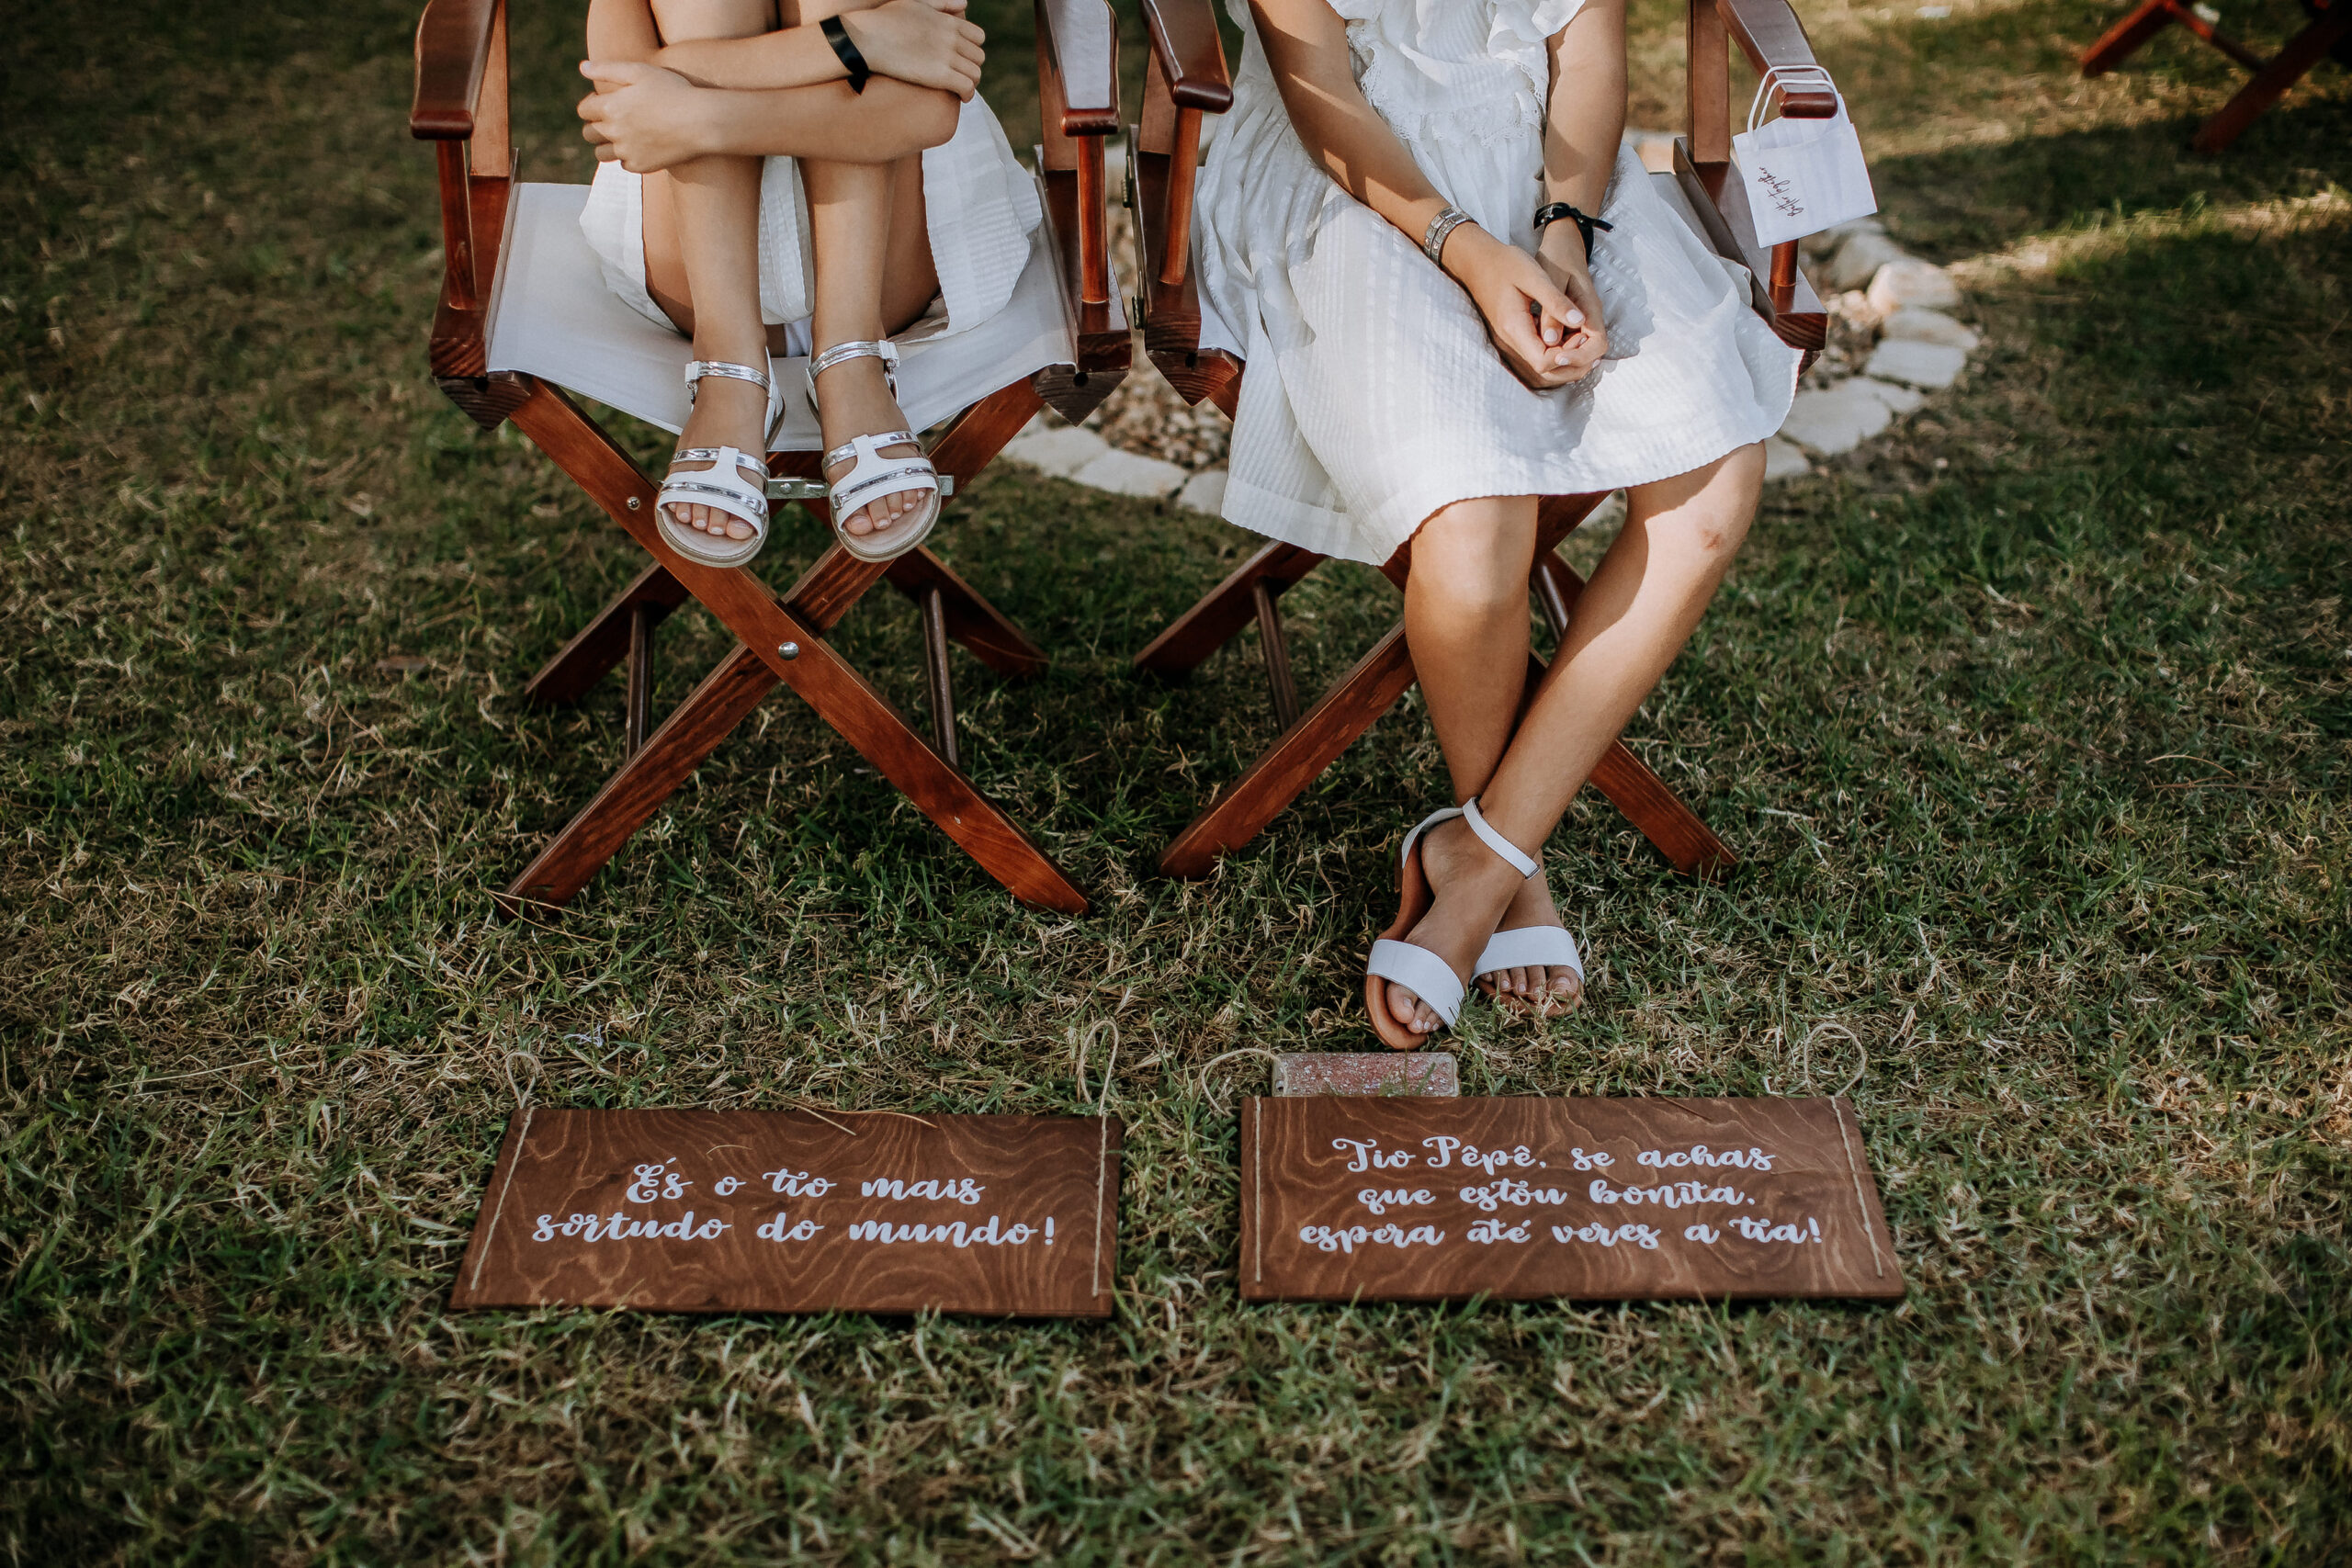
[1194,0,1802,566]
[579,94,1042,351]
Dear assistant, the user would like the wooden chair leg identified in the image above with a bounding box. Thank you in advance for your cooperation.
[1136,541,1326,677]
[506,377,1087,914]
[1252,578,1303,729]
[888,549,1048,678]
[625,603,655,756]
[2080,0,2180,73]
[2192,9,2351,150]
[502,644,778,916]
[921,585,960,768]
[1160,625,1418,877]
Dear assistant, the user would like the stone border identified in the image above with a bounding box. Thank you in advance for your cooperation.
[1003,141,1977,513]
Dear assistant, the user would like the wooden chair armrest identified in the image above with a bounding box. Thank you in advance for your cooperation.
[1036,0,1122,135]
[412,0,500,139]
[1137,0,1235,111]
[1715,0,1838,116]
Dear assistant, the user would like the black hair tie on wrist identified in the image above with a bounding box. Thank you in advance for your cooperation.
[1533,202,1613,263]
[821,15,871,94]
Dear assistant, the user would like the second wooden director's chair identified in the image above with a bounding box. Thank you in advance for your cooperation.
[2080,0,2346,152]
[411,0,1129,917]
[1125,0,1843,880]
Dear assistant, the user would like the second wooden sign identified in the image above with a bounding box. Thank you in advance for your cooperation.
[1239,1096,1902,1303]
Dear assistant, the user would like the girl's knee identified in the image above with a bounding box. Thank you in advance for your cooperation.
[901,86,961,153]
[1644,446,1760,563]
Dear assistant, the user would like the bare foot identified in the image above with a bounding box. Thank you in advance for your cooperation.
[814,351,931,549]
[1476,872,1585,1012]
[663,373,769,544]
[1381,817,1523,1036]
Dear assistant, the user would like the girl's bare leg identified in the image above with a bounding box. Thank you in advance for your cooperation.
[1380,446,1767,1033]
[802,152,941,543]
[642,0,777,543]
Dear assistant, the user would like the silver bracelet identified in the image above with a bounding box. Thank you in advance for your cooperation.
[1421,205,1475,269]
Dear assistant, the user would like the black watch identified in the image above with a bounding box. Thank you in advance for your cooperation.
[821,15,871,93]
[1533,201,1613,263]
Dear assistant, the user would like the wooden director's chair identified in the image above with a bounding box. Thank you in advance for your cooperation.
[411,0,1130,918]
[2080,0,2346,152]
[1125,0,1843,881]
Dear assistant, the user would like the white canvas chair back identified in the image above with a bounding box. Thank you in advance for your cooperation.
[485,182,1076,446]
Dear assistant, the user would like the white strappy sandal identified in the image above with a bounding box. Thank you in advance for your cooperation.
[808,339,943,563]
[1364,797,1578,1048]
[1465,806,1585,1010]
[656,356,784,570]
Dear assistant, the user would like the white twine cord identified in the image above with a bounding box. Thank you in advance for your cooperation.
[1747,63,1842,134]
[1195,1046,1282,1115]
[1073,1020,1120,1115]
[1800,1020,1871,1101]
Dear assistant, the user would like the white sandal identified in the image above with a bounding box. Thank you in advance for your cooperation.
[1363,804,1480,1049]
[808,339,942,563]
[656,357,783,570]
[1461,797,1585,1009]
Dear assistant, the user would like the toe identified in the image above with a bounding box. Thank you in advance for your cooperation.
[1386,981,1424,1031]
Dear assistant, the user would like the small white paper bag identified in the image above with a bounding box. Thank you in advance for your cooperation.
[1731,65,1877,247]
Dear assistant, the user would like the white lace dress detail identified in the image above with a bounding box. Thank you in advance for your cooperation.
[1193,0,1802,565]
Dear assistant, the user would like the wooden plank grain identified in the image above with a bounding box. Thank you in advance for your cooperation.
[1239,1097,1902,1303]
[454,1110,1124,1317]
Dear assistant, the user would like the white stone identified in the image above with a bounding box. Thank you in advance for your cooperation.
[1070,447,1191,498]
[1867,257,1962,313]
[1822,231,1906,293]
[1801,216,1887,262]
[1881,308,1980,351]
[1779,382,1893,455]
[1850,376,1927,414]
[1864,339,1968,389]
[1178,468,1229,514]
[1762,437,1812,481]
[1001,424,1111,479]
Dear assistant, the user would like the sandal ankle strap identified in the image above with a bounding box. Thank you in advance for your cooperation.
[1461,797,1539,879]
[808,339,901,379]
[684,358,772,406]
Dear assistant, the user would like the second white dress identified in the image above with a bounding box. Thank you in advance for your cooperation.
[1194,0,1802,567]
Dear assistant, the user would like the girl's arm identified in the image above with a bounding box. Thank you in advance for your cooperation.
[1532,0,1623,369]
[657,0,983,99]
[1248,0,1592,388]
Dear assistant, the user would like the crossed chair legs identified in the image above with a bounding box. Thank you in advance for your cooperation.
[497,375,1090,919]
[501,389,1735,921]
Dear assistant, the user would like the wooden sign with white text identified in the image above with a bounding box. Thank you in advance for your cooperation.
[452,1109,1123,1317]
[1238,1097,1901,1303]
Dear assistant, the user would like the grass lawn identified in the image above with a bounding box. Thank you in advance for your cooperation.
[3,0,2347,1560]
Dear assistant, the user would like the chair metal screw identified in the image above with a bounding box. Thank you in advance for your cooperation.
[626,496,640,511]
[777,641,799,660]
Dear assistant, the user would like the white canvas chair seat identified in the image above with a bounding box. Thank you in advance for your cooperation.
[485,181,1076,446]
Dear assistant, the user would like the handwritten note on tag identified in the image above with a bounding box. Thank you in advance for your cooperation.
[1238,1097,1901,1303]
[1731,69,1878,247]
[452,1109,1122,1317]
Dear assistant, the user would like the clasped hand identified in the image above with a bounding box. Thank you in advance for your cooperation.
[1444,224,1609,391]
[579,0,983,174]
